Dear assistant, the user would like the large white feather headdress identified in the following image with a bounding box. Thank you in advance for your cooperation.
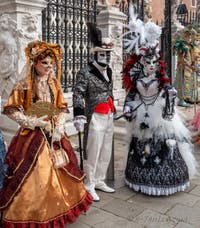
[123,4,162,55]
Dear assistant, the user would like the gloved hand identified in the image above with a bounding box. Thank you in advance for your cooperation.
[37,117,52,132]
[74,115,87,132]
[8,111,52,132]
[168,87,177,98]
[123,105,132,117]
[52,113,68,143]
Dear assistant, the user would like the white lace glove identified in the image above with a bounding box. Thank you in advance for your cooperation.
[8,111,51,132]
[123,105,132,117]
[37,116,52,132]
[52,112,68,142]
[74,115,87,132]
[168,87,177,98]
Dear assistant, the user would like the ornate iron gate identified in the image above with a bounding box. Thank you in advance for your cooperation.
[42,0,97,92]
[177,9,200,26]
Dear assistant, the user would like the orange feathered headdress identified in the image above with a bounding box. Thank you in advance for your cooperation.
[25,40,63,81]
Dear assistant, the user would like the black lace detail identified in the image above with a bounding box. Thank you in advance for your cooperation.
[162,86,175,120]
[125,136,189,188]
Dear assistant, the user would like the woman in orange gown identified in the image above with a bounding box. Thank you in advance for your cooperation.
[0,40,92,227]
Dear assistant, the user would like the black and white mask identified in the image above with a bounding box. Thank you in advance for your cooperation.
[141,55,159,76]
[94,51,111,67]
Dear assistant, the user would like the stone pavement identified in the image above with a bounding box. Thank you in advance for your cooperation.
[68,105,200,228]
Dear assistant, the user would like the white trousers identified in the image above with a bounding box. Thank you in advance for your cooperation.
[84,112,114,190]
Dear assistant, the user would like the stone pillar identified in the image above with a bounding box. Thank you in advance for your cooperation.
[0,0,47,144]
[171,0,184,83]
[96,4,127,104]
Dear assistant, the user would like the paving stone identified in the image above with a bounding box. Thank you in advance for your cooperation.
[132,209,176,228]
[190,177,200,186]
[193,199,200,208]
[166,192,200,207]
[113,173,126,189]
[174,222,195,228]
[92,217,144,228]
[101,198,144,221]
[67,220,91,228]
[111,186,137,200]
[189,185,200,197]
[76,206,121,226]
[92,191,115,208]
[184,183,197,193]
[75,207,143,228]
[127,194,174,214]
[166,204,200,226]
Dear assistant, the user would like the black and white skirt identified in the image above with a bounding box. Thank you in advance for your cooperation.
[125,136,190,195]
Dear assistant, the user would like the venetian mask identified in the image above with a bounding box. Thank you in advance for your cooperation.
[95,51,111,67]
[34,55,53,77]
[141,55,159,75]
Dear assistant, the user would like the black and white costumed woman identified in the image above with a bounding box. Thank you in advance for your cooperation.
[122,6,197,196]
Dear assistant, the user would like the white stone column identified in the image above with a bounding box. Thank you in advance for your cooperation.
[0,0,47,73]
[0,0,47,144]
[96,5,127,104]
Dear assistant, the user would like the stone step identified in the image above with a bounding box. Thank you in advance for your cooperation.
[118,99,125,106]
[113,89,126,101]
[64,121,77,136]
[114,117,126,128]
[114,125,127,140]
[116,105,123,113]
[115,104,126,138]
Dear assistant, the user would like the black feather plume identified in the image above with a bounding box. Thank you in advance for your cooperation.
[88,22,102,47]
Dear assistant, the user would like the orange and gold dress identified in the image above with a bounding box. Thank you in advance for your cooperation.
[0,76,92,227]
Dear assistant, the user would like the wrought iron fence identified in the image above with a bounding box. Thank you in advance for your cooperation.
[42,0,97,92]
[177,10,200,26]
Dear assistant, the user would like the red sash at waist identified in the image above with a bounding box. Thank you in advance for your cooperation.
[94,96,114,114]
